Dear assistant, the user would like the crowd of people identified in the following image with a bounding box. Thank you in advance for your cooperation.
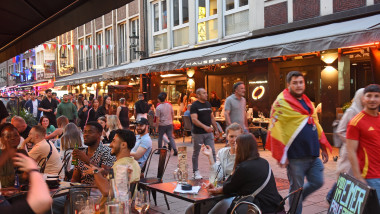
[1,71,380,213]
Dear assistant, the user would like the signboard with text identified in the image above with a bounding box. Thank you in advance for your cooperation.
[328,173,379,214]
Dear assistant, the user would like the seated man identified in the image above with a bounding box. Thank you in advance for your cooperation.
[86,129,141,197]
[11,116,32,140]
[131,118,152,168]
[71,122,116,185]
[27,125,62,175]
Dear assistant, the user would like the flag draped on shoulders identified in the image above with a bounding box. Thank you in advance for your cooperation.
[266,89,332,164]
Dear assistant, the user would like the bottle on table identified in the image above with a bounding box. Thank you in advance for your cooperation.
[72,142,78,166]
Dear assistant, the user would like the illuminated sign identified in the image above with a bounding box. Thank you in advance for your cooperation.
[249,80,268,85]
[252,86,265,100]
[185,57,228,67]
[198,7,206,42]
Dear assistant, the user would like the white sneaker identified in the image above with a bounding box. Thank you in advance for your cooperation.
[193,170,203,179]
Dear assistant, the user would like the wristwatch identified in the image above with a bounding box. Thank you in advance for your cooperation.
[93,169,100,174]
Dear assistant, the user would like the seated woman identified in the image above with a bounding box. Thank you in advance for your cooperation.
[187,133,284,214]
[39,116,56,135]
[105,115,121,144]
[60,123,83,180]
[0,123,28,188]
[201,123,242,182]
[45,116,69,140]
[97,116,108,144]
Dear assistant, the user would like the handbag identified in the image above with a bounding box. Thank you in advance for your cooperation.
[228,164,272,214]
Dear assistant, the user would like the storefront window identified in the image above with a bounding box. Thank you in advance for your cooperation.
[130,19,140,61]
[152,0,168,52]
[105,28,113,66]
[96,31,103,68]
[224,0,249,36]
[197,0,218,43]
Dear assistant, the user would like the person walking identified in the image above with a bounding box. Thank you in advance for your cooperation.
[25,92,41,122]
[224,82,248,131]
[266,71,332,214]
[56,94,78,124]
[117,98,130,129]
[347,84,380,203]
[38,89,58,128]
[155,92,177,156]
[134,93,149,120]
[190,88,219,179]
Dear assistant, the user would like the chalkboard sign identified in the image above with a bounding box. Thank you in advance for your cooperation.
[328,173,380,214]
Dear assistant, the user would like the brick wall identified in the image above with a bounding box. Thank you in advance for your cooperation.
[265,2,288,28]
[129,0,139,16]
[95,17,103,30]
[85,22,92,35]
[78,26,84,38]
[294,0,320,21]
[117,5,126,21]
[104,12,112,27]
[333,0,366,13]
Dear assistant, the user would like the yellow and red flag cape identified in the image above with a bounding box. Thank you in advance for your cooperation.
[266,89,332,164]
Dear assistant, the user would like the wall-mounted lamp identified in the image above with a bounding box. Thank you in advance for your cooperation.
[321,52,338,64]
[187,78,195,89]
[323,66,337,73]
[187,69,195,78]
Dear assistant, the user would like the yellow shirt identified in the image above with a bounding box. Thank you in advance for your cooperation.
[113,156,141,183]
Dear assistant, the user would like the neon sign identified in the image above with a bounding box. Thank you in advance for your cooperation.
[252,86,265,100]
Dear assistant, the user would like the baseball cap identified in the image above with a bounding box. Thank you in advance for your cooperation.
[136,118,149,125]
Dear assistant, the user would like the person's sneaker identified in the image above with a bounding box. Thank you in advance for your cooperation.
[193,170,203,179]
[173,150,178,156]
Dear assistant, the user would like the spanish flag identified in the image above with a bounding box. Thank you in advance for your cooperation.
[266,89,332,164]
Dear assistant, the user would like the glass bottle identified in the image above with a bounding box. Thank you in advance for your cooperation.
[108,168,120,202]
[72,142,78,166]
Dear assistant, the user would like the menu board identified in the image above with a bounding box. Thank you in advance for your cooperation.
[328,173,379,214]
[177,146,187,172]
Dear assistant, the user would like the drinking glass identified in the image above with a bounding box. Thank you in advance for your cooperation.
[105,201,121,214]
[89,195,101,214]
[134,190,150,214]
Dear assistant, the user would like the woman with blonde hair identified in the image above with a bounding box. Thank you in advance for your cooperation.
[105,115,121,144]
[60,123,83,176]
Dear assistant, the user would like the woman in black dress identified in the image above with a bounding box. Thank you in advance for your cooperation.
[116,98,130,129]
[78,99,89,130]
[87,99,103,123]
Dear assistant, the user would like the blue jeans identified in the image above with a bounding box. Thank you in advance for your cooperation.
[287,157,324,214]
[366,178,380,204]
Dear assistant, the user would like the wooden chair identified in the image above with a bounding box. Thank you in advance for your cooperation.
[139,148,171,210]
[276,187,303,214]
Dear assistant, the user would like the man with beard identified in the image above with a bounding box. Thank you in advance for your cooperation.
[71,121,115,185]
[56,94,77,123]
[347,84,380,203]
[224,82,248,131]
[266,71,331,214]
[84,129,141,197]
[38,89,57,128]
[131,118,152,168]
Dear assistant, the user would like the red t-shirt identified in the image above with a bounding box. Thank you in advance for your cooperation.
[346,111,380,179]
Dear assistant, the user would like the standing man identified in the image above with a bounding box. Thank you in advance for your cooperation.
[224,82,248,131]
[347,84,380,202]
[134,93,149,120]
[190,88,218,179]
[155,92,178,156]
[19,93,30,110]
[52,92,60,104]
[71,122,116,185]
[266,71,332,214]
[6,93,17,113]
[38,89,58,128]
[25,92,41,122]
[131,118,152,168]
[56,94,78,123]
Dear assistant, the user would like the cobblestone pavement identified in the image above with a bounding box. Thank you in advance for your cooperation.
[144,136,339,214]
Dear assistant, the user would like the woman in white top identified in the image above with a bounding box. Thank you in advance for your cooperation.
[201,123,243,181]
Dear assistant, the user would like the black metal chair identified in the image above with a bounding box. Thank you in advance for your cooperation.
[231,201,262,214]
[182,115,192,143]
[38,157,47,173]
[139,148,171,210]
[276,187,303,214]
[58,148,74,181]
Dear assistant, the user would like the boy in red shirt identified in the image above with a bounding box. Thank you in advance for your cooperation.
[347,84,380,203]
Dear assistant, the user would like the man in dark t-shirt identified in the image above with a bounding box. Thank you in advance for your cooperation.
[134,94,149,120]
[190,88,219,179]
[38,89,57,127]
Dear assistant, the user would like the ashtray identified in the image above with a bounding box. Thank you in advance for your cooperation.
[181,184,192,191]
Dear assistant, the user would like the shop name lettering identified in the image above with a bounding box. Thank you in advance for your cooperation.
[185,57,227,66]
[329,176,367,214]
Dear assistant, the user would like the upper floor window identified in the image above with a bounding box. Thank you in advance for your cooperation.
[78,39,84,71]
[85,36,93,70]
[224,0,249,36]
[105,28,113,66]
[152,0,168,52]
[172,0,189,48]
[197,0,218,43]
[130,19,140,61]
[118,23,127,63]
[96,32,104,68]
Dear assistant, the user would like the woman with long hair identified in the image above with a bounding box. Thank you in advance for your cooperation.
[45,116,69,140]
[39,116,55,135]
[203,134,284,214]
[87,99,103,123]
[116,98,130,129]
[99,95,112,116]
[105,115,121,144]
[60,123,83,175]
[97,116,108,144]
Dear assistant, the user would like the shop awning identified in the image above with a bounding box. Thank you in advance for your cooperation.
[54,67,113,87]
[103,14,380,78]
